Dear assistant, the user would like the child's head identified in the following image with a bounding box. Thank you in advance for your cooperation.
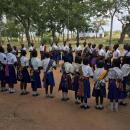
[21,50,26,56]
[75,56,82,64]
[0,46,4,53]
[98,44,103,50]
[32,50,37,57]
[112,59,121,68]
[83,58,89,65]
[45,52,50,58]
[113,44,119,51]
[97,60,104,68]
[122,56,130,65]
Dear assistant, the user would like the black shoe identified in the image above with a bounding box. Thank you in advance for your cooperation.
[99,106,104,110]
[95,106,100,110]
[119,102,127,106]
[80,105,84,109]
[84,105,90,110]
[61,98,66,101]
[20,92,25,95]
[32,93,39,97]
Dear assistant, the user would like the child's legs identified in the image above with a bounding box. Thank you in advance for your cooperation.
[50,86,54,94]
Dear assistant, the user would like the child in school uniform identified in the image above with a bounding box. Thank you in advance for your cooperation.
[72,56,82,104]
[19,50,30,95]
[41,52,56,98]
[78,58,93,109]
[113,44,121,60]
[59,55,74,101]
[108,59,123,112]
[121,56,130,100]
[92,60,107,110]
[0,46,7,92]
[30,50,42,96]
[5,46,17,93]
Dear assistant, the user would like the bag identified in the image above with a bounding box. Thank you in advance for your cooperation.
[95,81,105,90]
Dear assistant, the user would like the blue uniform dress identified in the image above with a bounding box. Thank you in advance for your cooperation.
[0,53,6,81]
[20,56,30,83]
[108,67,123,100]
[5,53,17,84]
[31,57,42,89]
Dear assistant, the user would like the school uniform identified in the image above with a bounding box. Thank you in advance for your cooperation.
[113,49,121,59]
[121,64,130,98]
[108,67,123,100]
[0,52,6,81]
[31,57,42,90]
[40,45,46,59]
[42,58,56,88]
[125,51,130,57]
[78,65,93,99]
[5,53,17,84]
[59,62,74,93]
[98,49,106,57]
[52,44,60,62]
[61,45,69,61]
[92,68,107,98]
[20,56,30,83]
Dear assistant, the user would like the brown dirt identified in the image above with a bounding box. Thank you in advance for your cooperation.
[0,68,130,130]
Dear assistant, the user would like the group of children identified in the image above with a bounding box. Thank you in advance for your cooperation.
[0,42,130,112]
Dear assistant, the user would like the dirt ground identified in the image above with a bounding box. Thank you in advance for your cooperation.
[0,68,130,130]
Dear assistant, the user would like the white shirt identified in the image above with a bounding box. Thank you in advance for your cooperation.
[31,57,41,70]
[29,46,34,52]
[6,53,17,65]
[113,49,121,59]
[121,64,130,77]
[42,58,56,72]
[82,65,93,77]
[98,49,106,57]
[40,45,45,52]
[63,62,74,74]
[20,56,29,67]
[105,50,112,59]
[73,63,81,73]
[75,45,82,51]
[0,52,6,64]
[21,47,26,51]
[125,51,130,57]
[52,44,59,51]
[62,45,69,52]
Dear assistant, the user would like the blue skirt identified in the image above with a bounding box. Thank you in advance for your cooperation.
[31,71,41,89]
[72,75,79,92]
[108,80,119,100]
[83,79,91,98]
[5,65,17,84]
[0,69,5,81]
[43,72,55,87]
[21,68,30,83]
[92,82,106,97]
[118,77,127,99]
[59,74,72,92]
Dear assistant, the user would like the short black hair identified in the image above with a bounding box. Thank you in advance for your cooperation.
[122,56,130,65]
[21,50,26,56]
[45,52,50,58]
[7,46,12,52]
[75,56,82,64]
[112,59,121,68]
[97,60,104,68]
[31,50,37,57]
[83,58,89,65]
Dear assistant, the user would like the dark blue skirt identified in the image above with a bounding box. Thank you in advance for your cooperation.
[92,82,106,97]
[118,77,127,99]
[72,75,79,92]
[0,68,5,81]
[21,68,30,83]
[83,79,91,98]
[108,80,119,100]
[43,72,55,87]
[31,71,41,89]
[5,65,17,84]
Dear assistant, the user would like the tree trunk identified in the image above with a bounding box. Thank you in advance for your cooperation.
[25,28,31,46]
[119,23,130,44]
[76,29,80,44]
[109,15,114,45]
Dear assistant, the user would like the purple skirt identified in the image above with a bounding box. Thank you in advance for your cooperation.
[21,68,30,83]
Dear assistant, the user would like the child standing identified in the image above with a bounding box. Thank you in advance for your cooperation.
[72,56,82,104]
[30,50,42,96]
[42,52,56,98]
[19,50,30,95]
[92,61,107,110]
[5,46,17,93]
[59,56,74,101]
[78,58,93,109]
[108,59,123,112]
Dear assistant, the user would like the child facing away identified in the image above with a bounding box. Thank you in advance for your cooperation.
[92,60,108,110]
[78,58,93,110]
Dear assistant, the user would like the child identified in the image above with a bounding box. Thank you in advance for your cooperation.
[113,44,121,60]
[40,42,46,60]
[41,52,56,98]
[19,50,30,95]
[121,56,130,99]
[0,46,7,92]
[72,56,82,104]
[59,55,74,101]
[78,58,93,109]
[92,60,107,110]
[108,59,123,112]
[5,46,17,93]
[30,50,42,96]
